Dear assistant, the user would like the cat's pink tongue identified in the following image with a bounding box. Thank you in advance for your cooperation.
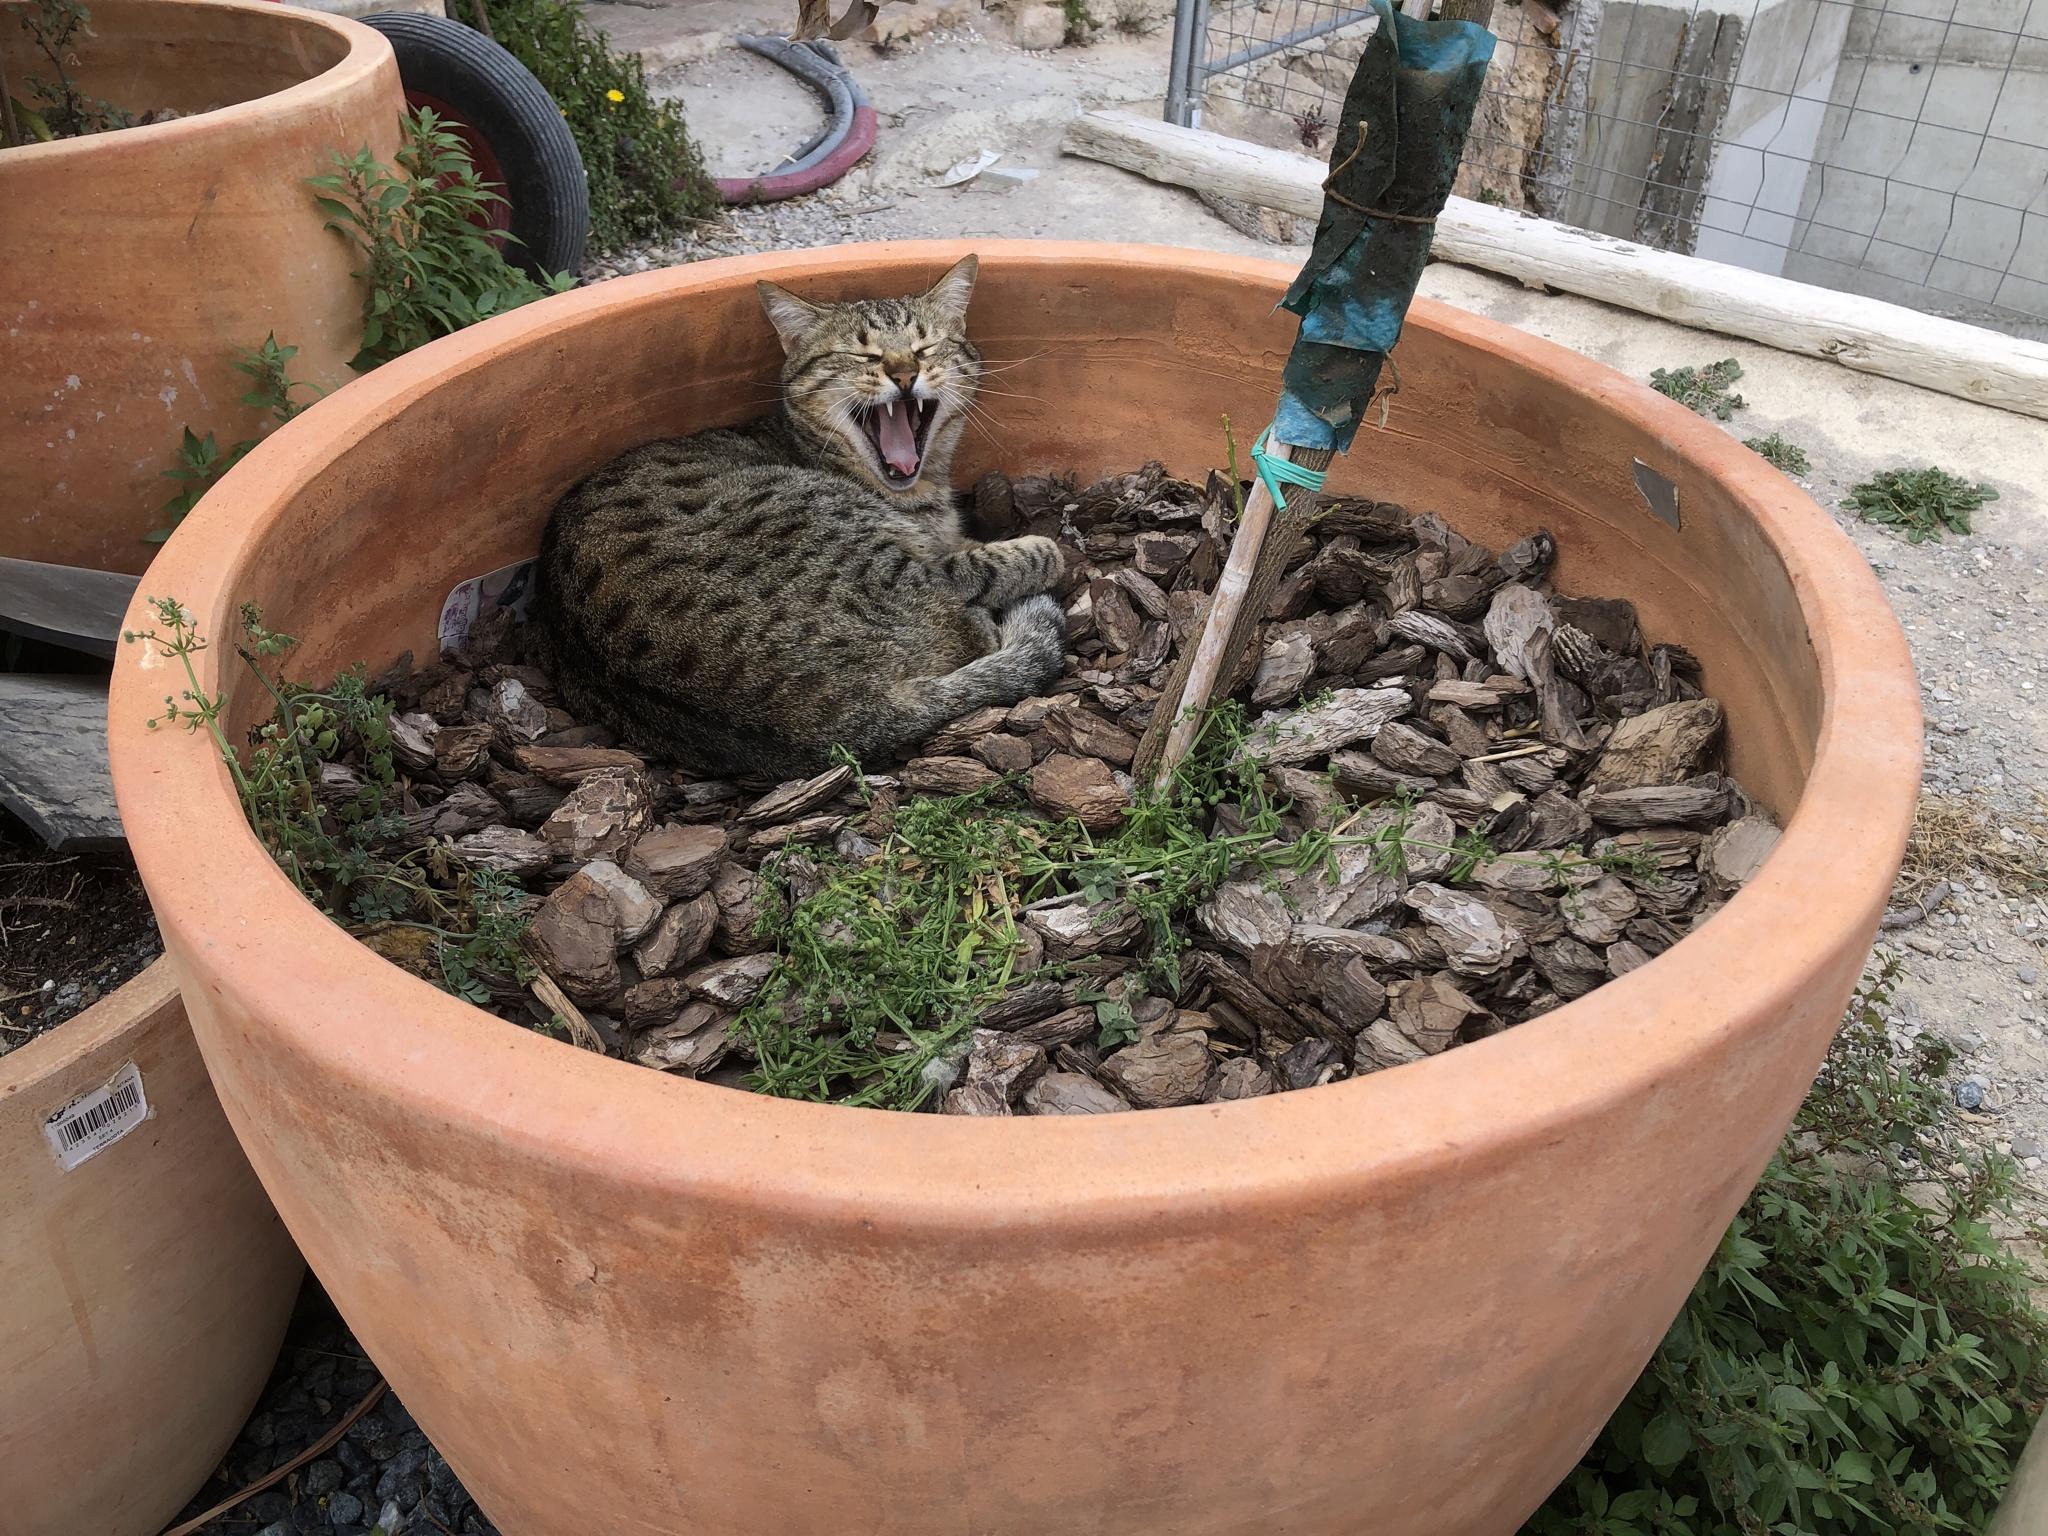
[878,398,920,474]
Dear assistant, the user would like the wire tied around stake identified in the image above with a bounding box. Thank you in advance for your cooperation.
[1250,427,1330,513]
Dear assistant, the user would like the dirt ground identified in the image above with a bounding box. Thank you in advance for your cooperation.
[592,5,2048,1163]
[0,811,160,1057]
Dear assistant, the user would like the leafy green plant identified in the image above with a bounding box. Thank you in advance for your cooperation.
[120,600,536,1003]
[473,0,718,250]
[739,707,1661,1110]
[1062,0,1096,43]
[1844,468,1998,545]
[1529,957,2048,1536]
[1745,432,1811,477]
[152,334,322,542]
[310,106,574,372]
[6,0,130,141]
[1651,358,1747,420]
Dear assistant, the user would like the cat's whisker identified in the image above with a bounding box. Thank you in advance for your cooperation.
[970,352,1049,377]
[958,385,1053,406]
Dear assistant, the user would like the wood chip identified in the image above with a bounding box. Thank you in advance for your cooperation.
[450,825,551,876]
[1404,882,1529,975]
[580,859,663,945]
[1203,1057,1277,1101]
[623,822,727,900]
[1026,753,1129,829]
[1042,701,1139,766]
[1195,878,1292,957]
[737,763,857,824]
[513,744,646,785]
[1586,698,1725,790]
[1100,1026,1212,1107]
[711,864,777,955]
[1372,718,1460,777]
[899,756,1001,795]
[525,870,622,1003]
[540,767,656,862]
[1023,1071,1130,1115]
[1242,687,1411,765]
[1561,874,1640,946]
[1250,627,1316,709]
[1701,814,1780,897]
[681,953,778,1008]
[1584,780,1730,829]
[1025,898,1143,961]
[632,1003,732,1073]
[632,892,719,978]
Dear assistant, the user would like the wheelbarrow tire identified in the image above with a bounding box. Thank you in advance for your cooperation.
[360,11,590,279]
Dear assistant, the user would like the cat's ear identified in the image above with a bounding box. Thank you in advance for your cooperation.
[918,255,979,328]
[757,281,822,349]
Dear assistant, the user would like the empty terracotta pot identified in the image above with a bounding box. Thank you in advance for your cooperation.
[106,242,1920,1535]
[0,961,302,1536]
[0,0,401,573]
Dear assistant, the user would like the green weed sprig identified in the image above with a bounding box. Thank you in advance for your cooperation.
[151,334,320,543]
[1531,956,2048,1535]
[122,600,535,1001]
[1652,358,1747,420]
[1845,468,1998,544]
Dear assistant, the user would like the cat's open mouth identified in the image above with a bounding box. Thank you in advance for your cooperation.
[858,395,937,487]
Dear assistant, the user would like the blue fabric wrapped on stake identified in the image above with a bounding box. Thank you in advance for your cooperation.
[1136,0,1494,783]
[1271,0,1496,455]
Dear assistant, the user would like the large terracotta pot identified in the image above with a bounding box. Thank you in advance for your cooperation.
[0,960,303,1536]
[106,242,1920,1535]
[0,0,401,573]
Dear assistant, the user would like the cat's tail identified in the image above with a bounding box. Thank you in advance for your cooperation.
[874,595,1067,753]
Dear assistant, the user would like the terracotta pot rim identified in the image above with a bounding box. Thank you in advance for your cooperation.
[107,240,1920,1221]
[0,0,381,164]
[0,956,177,1094]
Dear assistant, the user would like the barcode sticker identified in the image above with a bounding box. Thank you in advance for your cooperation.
[43,1062,150,1171]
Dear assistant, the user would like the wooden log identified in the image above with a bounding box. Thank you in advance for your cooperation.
[1060,110,2048,421]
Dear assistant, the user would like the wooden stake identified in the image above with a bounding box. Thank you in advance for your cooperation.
[1136,440,1338,786]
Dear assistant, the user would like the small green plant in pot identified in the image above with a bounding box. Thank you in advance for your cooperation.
[311,105,574,371]
[5,0,131,142]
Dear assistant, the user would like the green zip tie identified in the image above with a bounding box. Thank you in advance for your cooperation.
[1251,427,1329,513]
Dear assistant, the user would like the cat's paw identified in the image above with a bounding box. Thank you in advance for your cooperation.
[1009,535,1064,595]
[999,594,1067,687]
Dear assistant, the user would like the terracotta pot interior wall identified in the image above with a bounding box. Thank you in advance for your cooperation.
[215,262,1820,828]
[0,4,351,117]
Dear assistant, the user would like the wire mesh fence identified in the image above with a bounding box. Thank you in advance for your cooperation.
[1165,0,2048,339]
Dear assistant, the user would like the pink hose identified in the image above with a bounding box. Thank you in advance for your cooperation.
[712,104,878,205]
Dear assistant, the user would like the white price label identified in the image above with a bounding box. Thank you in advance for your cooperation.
[43,1061,150,1171]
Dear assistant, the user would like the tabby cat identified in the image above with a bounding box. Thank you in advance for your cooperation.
[533,256,1066,779]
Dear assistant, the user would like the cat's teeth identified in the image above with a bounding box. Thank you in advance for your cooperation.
[876,396,921,475]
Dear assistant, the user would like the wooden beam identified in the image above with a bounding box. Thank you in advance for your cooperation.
[1061,110,2048,422]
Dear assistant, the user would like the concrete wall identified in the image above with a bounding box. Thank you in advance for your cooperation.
[1781,0,2048,327]
[1694,0,1852,274]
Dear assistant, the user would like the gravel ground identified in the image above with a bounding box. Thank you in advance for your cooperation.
[178,1282,498,1536]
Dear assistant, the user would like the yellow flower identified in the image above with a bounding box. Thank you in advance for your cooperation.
[605,88,625,103]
